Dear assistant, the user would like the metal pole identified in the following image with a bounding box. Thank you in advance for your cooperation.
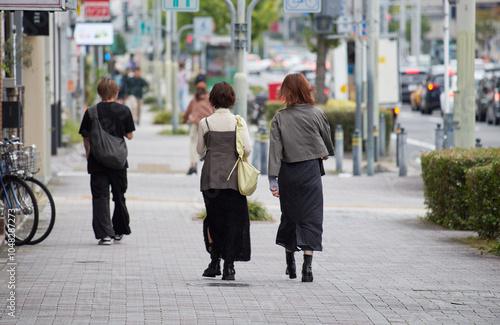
[172,12,179,132]
[411,0,421,63]
[260,125,268,175]
[352,129,362,176]
[435,123,444,150]
[443,0,450,120]
[246,0,262,53]
[165,11,173,114]
[233,0,248,120]
[454,0,476,148]
[366,0,379,176]
[379,113,386,157]
[400,0,406,61]
[373,126,378,163]
[221,0,236,52]
[354,0,363,176]
[398,128,407,176]
[335,125,344,172]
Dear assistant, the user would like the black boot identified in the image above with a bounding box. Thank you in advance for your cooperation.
[222,261,235,280]
[302,254,313,282]
[202,247,221,277]
[285,251,297,279]
[187,166,197,175]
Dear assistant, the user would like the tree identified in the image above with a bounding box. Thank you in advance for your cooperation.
[476,9,498,57]
[175,0,280,50]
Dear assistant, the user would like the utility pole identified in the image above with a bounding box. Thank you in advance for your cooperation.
[232,0,248,120]
[172,12,179,132]
[411,0,421,63]
[353,0,363,176]
[443,0,450,127]
[454,0,476,148]
[400,0,406,61]
[165,11,173,114]
[366,0,379,176]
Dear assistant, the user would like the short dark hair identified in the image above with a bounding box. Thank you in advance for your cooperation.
[97,77,120,101]
[209,81,236,109]
[277,73,316,107]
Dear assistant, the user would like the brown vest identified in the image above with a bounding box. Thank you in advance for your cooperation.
[200,120,238,191]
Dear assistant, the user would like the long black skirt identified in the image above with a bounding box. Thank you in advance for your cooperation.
[202,189,251,262]
[276,159,324,252]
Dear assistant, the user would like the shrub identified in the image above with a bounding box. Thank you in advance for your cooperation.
[421,147,500,230]
[143,96,158,105]
[62,119,82,144]
[466,160,500,239]
[153,110,183,125]
[264,100,393,153]
[197,199,272,221]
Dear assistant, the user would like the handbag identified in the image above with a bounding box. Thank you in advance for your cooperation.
[227,115,260,196]
[87,105,128,170]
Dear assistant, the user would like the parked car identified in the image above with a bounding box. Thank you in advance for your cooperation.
[246,53,263,75]
[486,77,500,125]
[400,68,427,104]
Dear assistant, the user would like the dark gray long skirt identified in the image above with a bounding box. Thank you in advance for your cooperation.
[276,159,324,252]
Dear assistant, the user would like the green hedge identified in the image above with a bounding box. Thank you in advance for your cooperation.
[466,160,500,239]
[264,100,393,153]
[421,148,500,232]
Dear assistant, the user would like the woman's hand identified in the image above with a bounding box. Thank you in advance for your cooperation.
[268,176,279,198]
[322,156,329,160]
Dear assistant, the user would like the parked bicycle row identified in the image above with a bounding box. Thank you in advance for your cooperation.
[2,137,55,246]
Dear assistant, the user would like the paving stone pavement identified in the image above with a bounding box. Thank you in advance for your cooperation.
[0,108,499,325]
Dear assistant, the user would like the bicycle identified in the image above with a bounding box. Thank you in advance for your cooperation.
[1,138,39,246]
[18,145,56,245]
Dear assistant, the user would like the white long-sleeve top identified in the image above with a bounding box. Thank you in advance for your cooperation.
[197,108,252,158]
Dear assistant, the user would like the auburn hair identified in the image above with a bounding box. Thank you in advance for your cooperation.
[277,73,316,107]
[209,81,236,108]
[97,77,120,101]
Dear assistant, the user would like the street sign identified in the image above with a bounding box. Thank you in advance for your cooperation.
[194,17,213,37]
[163,0,199,12]
[85,0,110,22]
[284,0,321,13]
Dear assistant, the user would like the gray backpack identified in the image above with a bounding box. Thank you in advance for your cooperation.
[87,105,128,170]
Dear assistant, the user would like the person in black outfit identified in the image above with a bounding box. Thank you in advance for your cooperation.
[79,78,136,245]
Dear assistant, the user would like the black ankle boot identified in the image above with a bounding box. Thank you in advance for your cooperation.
[202,247,221,277]
[187,166,197,175]
[302,254,313,282]
[222,261,235,280]
[285,251,297,279]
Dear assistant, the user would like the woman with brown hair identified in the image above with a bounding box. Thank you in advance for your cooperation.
[268,73,335,282]
[196,81,252,280]
[182,81,215,175]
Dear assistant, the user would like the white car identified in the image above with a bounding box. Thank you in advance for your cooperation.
[246,53,263,75]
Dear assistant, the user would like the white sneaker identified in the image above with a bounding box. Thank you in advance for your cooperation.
[98,236,113,245]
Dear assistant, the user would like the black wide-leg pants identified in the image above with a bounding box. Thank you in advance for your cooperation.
[90,170,131,239]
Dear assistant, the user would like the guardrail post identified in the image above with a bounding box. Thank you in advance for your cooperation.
[435,123,444,150]
[373,125,378,163]
[335,124,344,172]
[379,114,386,157]
[352,129,362,176]
[398,128,407,176]
[396,123,401,167]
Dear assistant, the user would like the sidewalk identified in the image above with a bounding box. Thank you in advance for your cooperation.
[1,107,499,324]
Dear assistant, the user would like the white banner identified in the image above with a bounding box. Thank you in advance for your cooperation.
[74,23,114,46]
[0,0,72,11]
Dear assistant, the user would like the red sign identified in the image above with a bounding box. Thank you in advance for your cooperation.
[85,0,110,21]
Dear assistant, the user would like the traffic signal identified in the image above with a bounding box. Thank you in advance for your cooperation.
[186,34,193,52]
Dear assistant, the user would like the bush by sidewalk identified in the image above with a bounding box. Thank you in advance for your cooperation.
[421,148,500,237]
[197,199,272,221]
[265,99,393,153]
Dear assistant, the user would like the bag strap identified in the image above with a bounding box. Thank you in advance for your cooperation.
[88,105,98,120]
[227,115,244,181]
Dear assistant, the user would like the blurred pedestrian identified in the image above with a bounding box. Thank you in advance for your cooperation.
[197,81,252,280]
[268,73,335,282]
[182,81,215,175]
[125,67,149,125]
[178,62,191,112]
[194,67,207,86]
[78,78,135,245]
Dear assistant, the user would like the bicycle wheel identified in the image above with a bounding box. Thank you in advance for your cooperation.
[24,177,56,245]
[2,176,39,246]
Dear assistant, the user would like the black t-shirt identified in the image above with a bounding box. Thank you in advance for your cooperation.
[79,102,135,173]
